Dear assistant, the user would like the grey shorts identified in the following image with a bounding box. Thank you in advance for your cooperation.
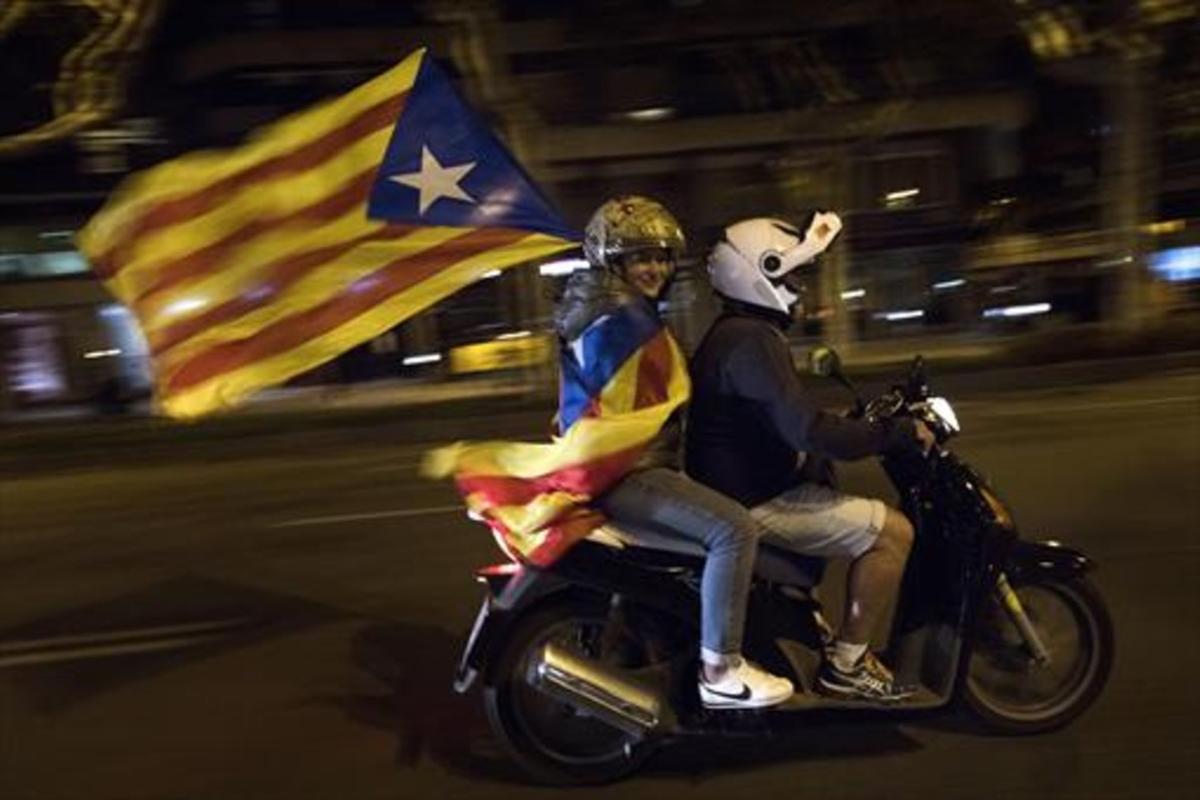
[750,483,888,559]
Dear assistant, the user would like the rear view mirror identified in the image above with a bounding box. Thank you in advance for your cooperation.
[808,347,843,379]
[907,355,929,401]
[809,345,863,408]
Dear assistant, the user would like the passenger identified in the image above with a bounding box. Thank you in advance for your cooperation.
[562,196,794,709]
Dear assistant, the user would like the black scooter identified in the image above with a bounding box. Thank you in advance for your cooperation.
[452,350,1114,784]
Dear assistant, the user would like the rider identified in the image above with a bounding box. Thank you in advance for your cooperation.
[559,196,794,710]
[685,212,934,702]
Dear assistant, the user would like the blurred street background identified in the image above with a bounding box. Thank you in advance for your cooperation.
[1,0,1198,412]
[1,1,1198,798]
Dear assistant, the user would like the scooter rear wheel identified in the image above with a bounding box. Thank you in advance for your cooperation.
[963,575,1113,734]
[482,596,660,784]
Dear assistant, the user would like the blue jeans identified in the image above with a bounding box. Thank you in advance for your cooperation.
[596,467,763,655]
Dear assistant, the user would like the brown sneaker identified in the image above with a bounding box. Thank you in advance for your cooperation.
[817,651,914,702]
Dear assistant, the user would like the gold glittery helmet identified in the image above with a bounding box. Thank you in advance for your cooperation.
[583,195,686,272]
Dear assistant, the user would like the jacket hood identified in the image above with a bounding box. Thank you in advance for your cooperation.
[553,269,649,340]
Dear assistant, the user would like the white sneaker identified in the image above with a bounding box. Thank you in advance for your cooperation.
[699,658,794,710]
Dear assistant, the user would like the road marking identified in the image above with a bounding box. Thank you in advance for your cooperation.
[0,618,249,669]
[1049,395,1198,413]
[268,505,464,528]
[0,633,230,669]
[1096,544,1200,559]
[359,460,422,473]
[0,618,248,655]
[967,395,1197,416]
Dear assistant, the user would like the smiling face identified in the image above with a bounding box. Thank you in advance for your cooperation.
[618,248,675,299]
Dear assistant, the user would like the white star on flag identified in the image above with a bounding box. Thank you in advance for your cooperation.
[388,145,477,215]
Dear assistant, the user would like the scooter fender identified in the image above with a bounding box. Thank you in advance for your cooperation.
[1002,538,1094,583]
[454,566,573,694]
[951,538,1095,697]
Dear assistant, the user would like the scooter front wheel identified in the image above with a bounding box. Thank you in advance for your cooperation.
[963,575,1113,734]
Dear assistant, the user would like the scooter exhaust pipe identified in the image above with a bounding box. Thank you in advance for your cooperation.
[528,642,664,738]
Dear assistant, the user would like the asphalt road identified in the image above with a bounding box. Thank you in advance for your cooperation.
[2,365,1198,800]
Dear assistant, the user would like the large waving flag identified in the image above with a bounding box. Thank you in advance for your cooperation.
[77,48,576,418]
[425,300,690,566]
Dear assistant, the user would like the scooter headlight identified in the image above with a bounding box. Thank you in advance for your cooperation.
[927,396,960,435]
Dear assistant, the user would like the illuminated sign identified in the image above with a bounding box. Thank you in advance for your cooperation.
[449,334,553,374]
[1149,247,1200,282]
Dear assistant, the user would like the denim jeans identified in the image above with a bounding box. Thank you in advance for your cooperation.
[596,467,763,655]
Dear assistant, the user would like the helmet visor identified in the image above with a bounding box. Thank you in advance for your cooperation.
[777,270,809,297]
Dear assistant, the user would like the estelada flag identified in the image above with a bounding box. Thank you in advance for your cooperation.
[77,48,576,419]
[425,291,691,566]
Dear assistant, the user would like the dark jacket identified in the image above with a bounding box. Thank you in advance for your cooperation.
[553,269,683,470]
[685,301,917,507]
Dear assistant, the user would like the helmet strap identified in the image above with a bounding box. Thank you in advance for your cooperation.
[767,270,810,310]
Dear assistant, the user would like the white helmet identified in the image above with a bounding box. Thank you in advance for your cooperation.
[707,211,843,314]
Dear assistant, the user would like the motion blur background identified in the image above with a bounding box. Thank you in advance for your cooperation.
[2,5,1199,798]
[1,0,1197,412]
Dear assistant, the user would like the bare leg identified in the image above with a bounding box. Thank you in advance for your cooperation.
[840,508,914,645]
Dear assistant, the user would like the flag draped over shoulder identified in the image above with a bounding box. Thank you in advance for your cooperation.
[77,48,576,419]
[425,300,690,566]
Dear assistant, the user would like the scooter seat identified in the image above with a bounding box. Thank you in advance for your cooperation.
[587,522,825,588]
[588,522,705,557]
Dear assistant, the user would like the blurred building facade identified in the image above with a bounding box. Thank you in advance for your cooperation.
[1,0,1197,411]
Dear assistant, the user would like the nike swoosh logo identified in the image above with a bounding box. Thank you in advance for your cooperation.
[704,682,751,701]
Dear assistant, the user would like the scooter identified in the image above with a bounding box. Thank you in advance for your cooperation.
[451,350,1114,784]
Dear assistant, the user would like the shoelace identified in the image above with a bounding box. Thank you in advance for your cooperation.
[862,651,919,700]
[863,651,895,684]
[851,661,891,695]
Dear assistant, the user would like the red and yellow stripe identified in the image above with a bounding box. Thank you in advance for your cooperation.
[76,49,573,418]
[426,328,690,565]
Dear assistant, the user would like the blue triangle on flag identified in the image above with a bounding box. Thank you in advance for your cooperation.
[367,54,577,241]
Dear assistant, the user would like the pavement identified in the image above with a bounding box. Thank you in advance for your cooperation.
[2,367,1198,799]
